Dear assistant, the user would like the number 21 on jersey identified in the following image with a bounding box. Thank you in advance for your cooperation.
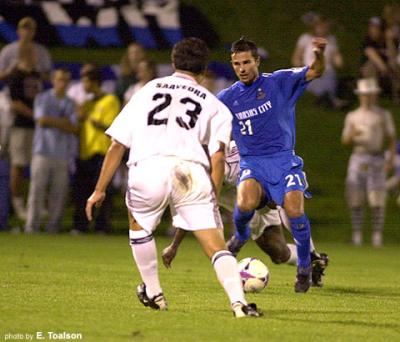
[239,119,253,135]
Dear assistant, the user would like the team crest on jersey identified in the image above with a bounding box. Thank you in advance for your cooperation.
[256,88,266,99]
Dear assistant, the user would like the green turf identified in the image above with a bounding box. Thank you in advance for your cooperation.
[1,233,400,341]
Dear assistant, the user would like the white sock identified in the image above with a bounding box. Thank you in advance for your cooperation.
[285,243,298,266]
[212,250,247,305]
[129,230,162,298]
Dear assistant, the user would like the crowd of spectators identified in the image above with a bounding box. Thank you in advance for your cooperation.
[0,4,399,234]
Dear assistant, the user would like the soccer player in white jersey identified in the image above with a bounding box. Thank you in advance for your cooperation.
[342,78,396,247]
[85,38,261,318]
[163,141,329,287]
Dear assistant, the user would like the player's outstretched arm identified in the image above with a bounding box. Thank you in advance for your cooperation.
[86,139,126,221]
[162,228,187,268]
[306,37,327,81]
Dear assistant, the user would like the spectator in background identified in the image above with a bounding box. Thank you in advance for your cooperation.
[292,15,346,109]
[383,4,400,102]
[67,63,98,106]
[386,142,400,207]
[7,44,43,220]
[382,4,400,47]
[72,67,120,234]
[341,78,396,248]
[0,17,52,81]
[360,17,400,103]
[123,59,157,104]
[115,43,146,103]
[0,88,12,230]
[25,68,78,234]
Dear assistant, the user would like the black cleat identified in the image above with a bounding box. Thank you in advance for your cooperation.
[226,235,247,257]
[232,302,263,318]
[311,252,329,287]
[295,266,312,293]
[136,283,168,310]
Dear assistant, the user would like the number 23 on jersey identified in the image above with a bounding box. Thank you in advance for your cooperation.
[147,92,202,130]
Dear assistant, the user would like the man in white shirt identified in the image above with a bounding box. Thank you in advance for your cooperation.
[85,37,261,318]
[342,78,397,247]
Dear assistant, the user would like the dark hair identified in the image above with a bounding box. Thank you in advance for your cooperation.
[171,37,210,74]
[82,67,102,85]
[231,37,259,59]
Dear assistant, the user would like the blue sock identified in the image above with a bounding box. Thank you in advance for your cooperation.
[233,205,254,241]
[289,214,311,268]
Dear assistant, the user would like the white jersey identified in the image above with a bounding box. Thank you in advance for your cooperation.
[106,72,232,169]
[342,105,396,154]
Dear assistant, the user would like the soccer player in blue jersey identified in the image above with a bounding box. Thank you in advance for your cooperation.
[218,37,327,293]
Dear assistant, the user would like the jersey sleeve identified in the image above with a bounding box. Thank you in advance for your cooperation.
[272,67,309,104]
[208,100,232,155]
[105,103,132,148]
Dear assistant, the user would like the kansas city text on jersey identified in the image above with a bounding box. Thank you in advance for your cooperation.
[235,100,273,120]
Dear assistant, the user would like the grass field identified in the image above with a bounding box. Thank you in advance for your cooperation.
[1,232,400,342]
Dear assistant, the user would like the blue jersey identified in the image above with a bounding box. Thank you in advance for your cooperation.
[217,67,309,156]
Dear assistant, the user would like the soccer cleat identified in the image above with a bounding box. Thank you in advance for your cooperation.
[232,301,262,318]
[295,266,312,293]
[226,235,247,257]
[136,283,168,311]
[311,252,329,287]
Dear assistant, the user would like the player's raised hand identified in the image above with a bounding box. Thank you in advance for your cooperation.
[162,244,178,268]
[312,37,327,56]
[86,190,106,221]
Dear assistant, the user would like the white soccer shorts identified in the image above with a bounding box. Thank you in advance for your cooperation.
[126,157,222,233]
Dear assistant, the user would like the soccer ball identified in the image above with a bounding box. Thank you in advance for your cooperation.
[238,258,269,293]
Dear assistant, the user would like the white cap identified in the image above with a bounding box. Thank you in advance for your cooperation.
[354,78,381,95]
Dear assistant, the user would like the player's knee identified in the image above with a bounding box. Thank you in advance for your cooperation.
[237,196,259,212]
[285,206,304,218]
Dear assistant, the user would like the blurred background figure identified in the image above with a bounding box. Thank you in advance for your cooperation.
[341,78,397,248]
[123,59,157,104]
[72,67,120,235]
[292,15,347,109]
[7,43,43,221]
[0,85,12,230]
[67,63,98,106]
[386,141,400,207]
[0,16,52,81]
[360,16,400,103]
[25,68,78,234]
[115,42,146,103]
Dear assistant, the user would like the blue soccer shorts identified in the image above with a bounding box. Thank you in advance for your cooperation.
[238,151,309,207]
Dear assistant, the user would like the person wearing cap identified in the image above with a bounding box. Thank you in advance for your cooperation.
[342,78,397,247]
[0,16,52,81]
[360,16,400,103]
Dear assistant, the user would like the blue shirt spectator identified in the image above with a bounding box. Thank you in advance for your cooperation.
[33,89,76,159]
